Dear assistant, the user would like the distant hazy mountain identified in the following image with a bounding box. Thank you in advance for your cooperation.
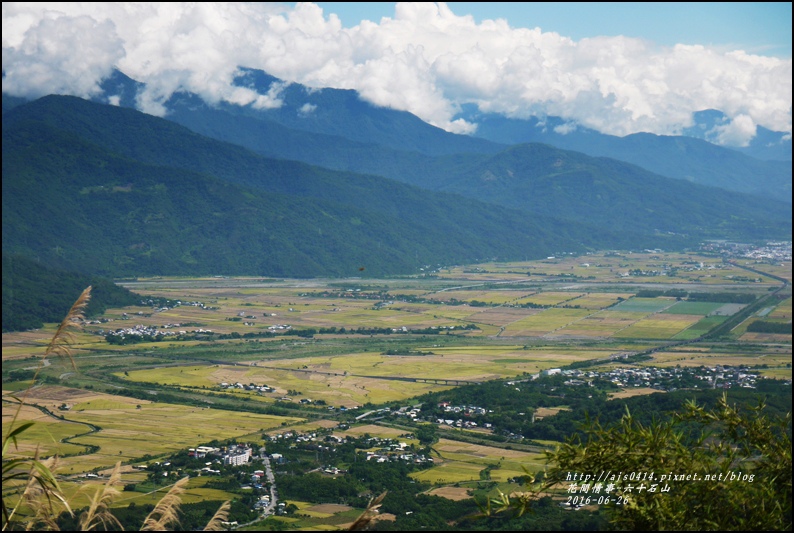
[164,96,790,239]
[91,69,791,202]
[5,95,654,279]
[683,109,792,162]
[433,143,791,239]
[227,67,505,156]
[455,109,792,202]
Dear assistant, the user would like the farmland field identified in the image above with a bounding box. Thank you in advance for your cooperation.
[500,308,592,336]
[4,385,302,473]
[410,439,547,485]
[2,246,790,519]
[662,301,728,315]
[613,314,704,339]
[115,342,612,408]
[612,298,677,313]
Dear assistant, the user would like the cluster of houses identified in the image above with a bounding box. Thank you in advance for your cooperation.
[187,444,254,467]
[266,430,324,446]
[505,365,762,392]
[586,365,759,390]
[351,435,433,465]
[364,446,433,465]
[701,240,792,263]
[219,382,277,393]
[263,430,433,467]
[140,299,218,312]
[102,320,213,339]
[436,402,493,430]
[386,365,768,438]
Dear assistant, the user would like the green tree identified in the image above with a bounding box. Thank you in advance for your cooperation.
[414,424,437,446]
[486,394,791,530]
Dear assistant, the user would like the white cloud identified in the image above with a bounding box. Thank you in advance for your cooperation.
[298,102,317,116]
[708,114,758,147]
[2,2,791,140]
[553,123,577,135]
[2,11,124,99]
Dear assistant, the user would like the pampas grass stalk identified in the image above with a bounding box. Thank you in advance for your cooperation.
[2,287,90,531]
[202,500,231,531]
[348,491,387,531]
[140,476,188,531]
[77,462,124,531]
[17,454,69,531]
[4,286,91,446]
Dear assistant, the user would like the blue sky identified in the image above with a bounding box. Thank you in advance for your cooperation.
[316,2,792,58]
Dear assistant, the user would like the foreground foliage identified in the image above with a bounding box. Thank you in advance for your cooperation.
[486,395,792,530]
[2,287,230,531]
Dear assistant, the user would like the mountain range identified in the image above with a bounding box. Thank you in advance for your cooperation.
[2,67,791,285]
[165,67,791,202]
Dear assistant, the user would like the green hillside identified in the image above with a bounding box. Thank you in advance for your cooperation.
[2,255,140,332]
[152,92,791,241]
[437,143,792,239]
[4,99,648,280]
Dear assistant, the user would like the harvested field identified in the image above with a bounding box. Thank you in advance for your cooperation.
[534,407,569,418]
[613,314,702,339]
[608,387,665,400]
[501,308,592,336]
[307,504,354,514]
[427,487,473,501]
[339,424,404,438]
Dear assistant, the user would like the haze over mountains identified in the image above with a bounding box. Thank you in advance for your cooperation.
[2,67,792,284]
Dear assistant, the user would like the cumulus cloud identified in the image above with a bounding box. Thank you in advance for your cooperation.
[2,2,791,142]
[298,102,317,116]
[2,11,124,98]
[708,114,758,147]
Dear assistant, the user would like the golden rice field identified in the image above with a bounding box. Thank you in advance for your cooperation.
[607,387,665,400]
[1,403,89,458]
[552,311,644,337]
[501,308,593,336]
[768,297,792,320]
[43,473,241,516]
[117,344,599,408]
[4,385,302,474]
[612,314,703,339]
[122,362,449,407]
[759,262,792,283]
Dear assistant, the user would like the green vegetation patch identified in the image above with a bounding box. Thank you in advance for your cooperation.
[612,298,676,313]
[671,315,729,340]
[662,301,725,315]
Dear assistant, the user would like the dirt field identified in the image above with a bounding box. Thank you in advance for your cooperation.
[338,424,405,438]
[426,486,473,501]
[534,406,569,418]
[307,503,353,514]
[608,387,664,400]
